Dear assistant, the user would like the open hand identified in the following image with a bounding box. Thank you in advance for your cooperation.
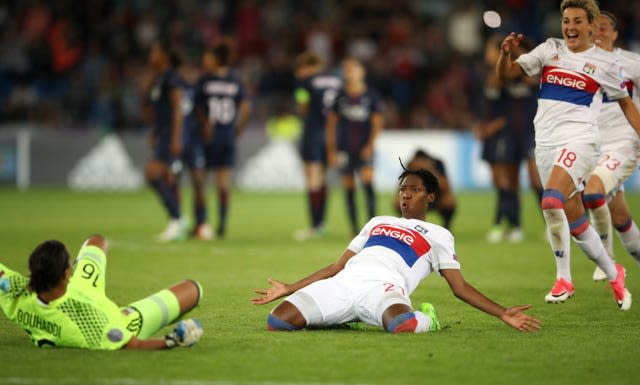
[252,278,290,305]
[501,32,523,55]
[500,304,541,332]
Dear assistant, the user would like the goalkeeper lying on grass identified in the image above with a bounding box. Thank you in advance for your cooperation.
[0,235,203,349]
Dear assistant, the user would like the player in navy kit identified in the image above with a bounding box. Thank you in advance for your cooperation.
[326,58,384,236]
[145,40,188,242]
[478,35,542,243]
[294,52,342,240]
[195,43,251,238]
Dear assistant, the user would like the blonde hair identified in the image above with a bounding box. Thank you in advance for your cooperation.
[560,0,600,24]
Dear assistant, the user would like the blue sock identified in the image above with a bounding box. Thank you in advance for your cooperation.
[267,313,300,331]
[386,312,417,333]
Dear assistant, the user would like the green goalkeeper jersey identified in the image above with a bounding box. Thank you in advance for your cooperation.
[0,245,133,349]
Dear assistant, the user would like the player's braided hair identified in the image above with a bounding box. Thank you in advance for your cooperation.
[28,240,70,294]
[398,158,440,200]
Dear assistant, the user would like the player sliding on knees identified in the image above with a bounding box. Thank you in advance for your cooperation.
[252,167,541,333]
[0,235,203,349]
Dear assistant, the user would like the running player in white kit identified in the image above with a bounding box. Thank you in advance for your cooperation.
[497,0,640,310]
[583,12,640,281]
[252,167,541,333]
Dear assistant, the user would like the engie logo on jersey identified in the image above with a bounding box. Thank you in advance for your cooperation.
[542,66,599,92]
[371,225,416,245]
[366,224,432,266]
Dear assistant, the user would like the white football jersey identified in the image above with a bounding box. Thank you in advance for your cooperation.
[346,216,460,295]
[598,48,640,146]
[516,38,627,147]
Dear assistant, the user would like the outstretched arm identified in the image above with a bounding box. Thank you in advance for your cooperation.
[441,269,541,332]
[496,33,526,83]
[252,249,357,305]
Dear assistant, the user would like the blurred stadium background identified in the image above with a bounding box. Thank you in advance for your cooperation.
[0,0,639,191]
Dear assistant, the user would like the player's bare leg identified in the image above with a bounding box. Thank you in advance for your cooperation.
[268,301,307,330]
[343,172,359,235]
[382,303,439,333]
[360,165,376,221]
[146,160,183,241]
[583,174,614,281]
[189,168,211,240]
[214,167,233,238]
[295,162,327,240]
[609,191,640,264]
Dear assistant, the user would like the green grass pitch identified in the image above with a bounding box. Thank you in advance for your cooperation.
[0,187,639,385]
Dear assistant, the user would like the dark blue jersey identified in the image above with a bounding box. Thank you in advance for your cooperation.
[504,79,536,137]
[181,83,199,146]
[296,72,342,142]
[149,68,183,137]
[331,87,382,153]
[194,71,245,141]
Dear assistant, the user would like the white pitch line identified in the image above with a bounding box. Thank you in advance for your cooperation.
[2,378,375,385]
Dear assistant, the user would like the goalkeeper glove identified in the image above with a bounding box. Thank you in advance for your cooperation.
[165,318,203,348]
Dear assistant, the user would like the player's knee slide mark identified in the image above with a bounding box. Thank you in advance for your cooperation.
[541,189,565,210]
[569,214,589,237]
[615,218,633,233]
[583,193,606,209]
[386,312,417,333]
[267,313,300,331]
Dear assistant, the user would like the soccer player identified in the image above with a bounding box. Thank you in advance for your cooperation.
[293,51,342,241]
[253,167,541,333]
[145,40,188,242]
[0,235,203,349]
[392,150,456,230]
[326,58,384,236]
[496,0,640,309]
[583,12,640,281]
[195,43,251,239]
[478,35,542,244]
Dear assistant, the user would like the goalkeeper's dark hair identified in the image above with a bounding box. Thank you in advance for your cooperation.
[28,240,70,294]
[398,158,440,199]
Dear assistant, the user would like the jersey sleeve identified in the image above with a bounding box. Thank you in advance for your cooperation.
[347,217,378,253]
[516,39,551,77]
[599,60,630,101]
[0,263,29,317]
[69,245,107,295]
[428,230,461,274]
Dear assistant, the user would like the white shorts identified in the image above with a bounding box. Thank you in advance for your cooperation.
[591,141,640,196]
[284,269,411,328]
[535,142,600,193]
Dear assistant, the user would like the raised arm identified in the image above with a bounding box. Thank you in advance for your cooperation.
[496,33,526,83]
[82,234,108,254]
[441,269,541,332]
[252,248,357,305]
